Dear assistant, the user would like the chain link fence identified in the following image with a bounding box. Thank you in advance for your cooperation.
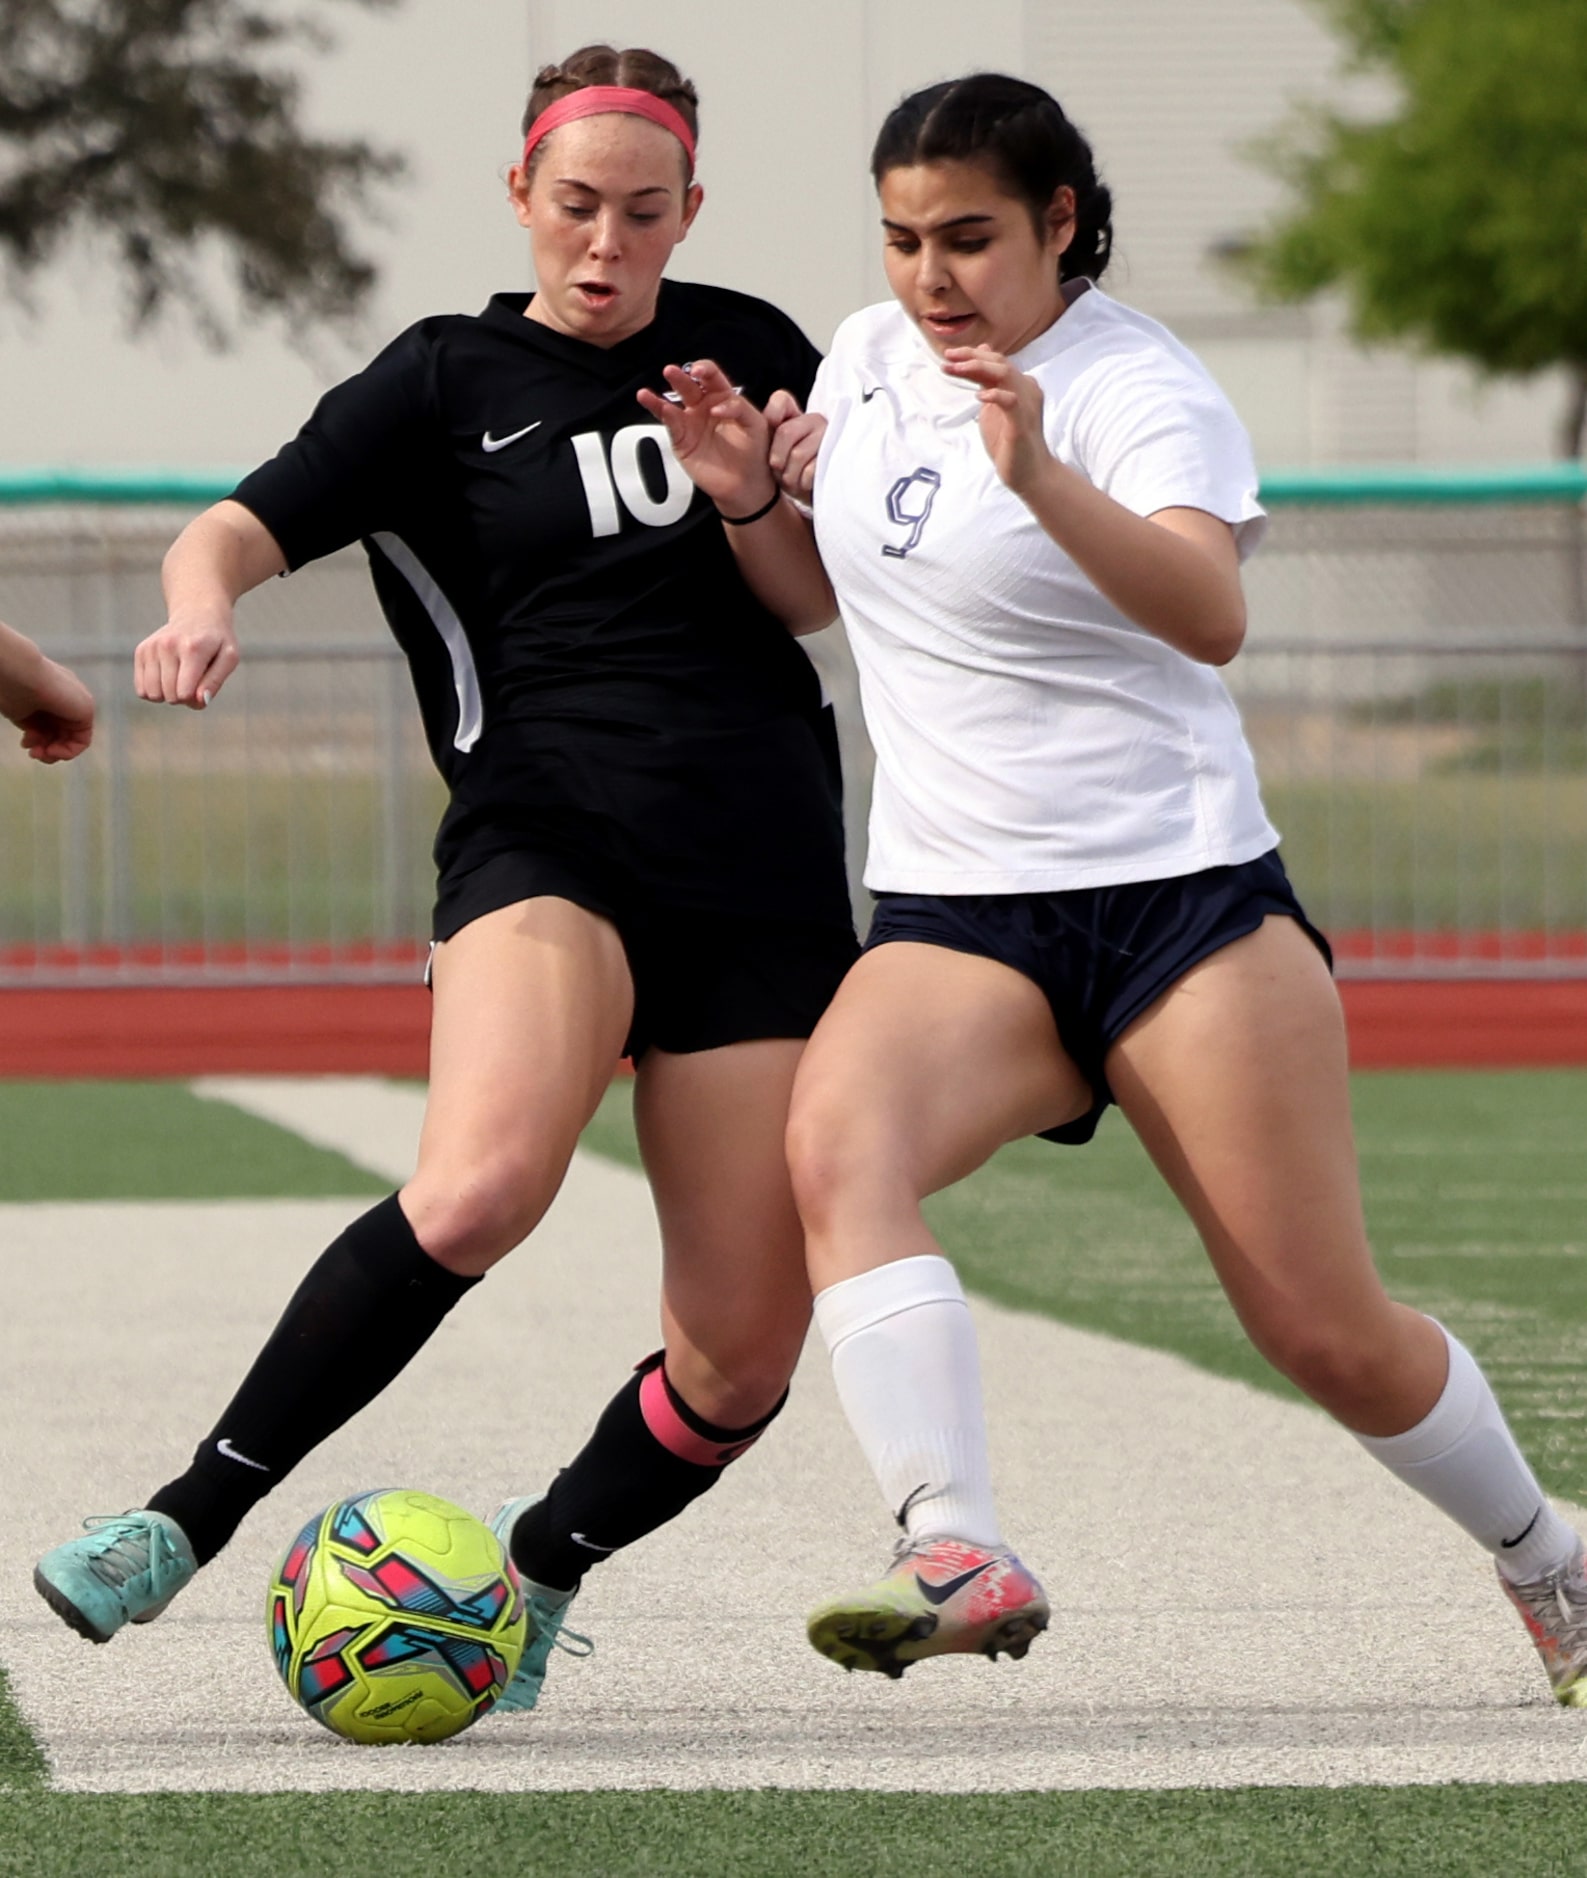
[2,470,1584,984]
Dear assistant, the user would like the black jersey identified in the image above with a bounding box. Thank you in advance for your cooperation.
[232,281,851,929]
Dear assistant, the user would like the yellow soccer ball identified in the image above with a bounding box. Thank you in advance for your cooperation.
[268,1488,526,1744]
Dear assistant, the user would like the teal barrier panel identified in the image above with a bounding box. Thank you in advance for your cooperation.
[0,470,242,505]
[1259,464,1587,505]
[1,464,1585,508]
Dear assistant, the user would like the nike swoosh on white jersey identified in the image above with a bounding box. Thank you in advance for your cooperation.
[215,1437,269,1472]
[481,421,543,452]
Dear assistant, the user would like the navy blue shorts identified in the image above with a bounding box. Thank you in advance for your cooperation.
[864,849,1331,1145]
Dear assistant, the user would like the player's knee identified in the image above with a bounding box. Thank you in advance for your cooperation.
[1257,1317,1399,1420]
[785,1111,867,1231]
[665,1286,808,1425]
[672,1350,795,1431]
[403,1150,563,1272]
[651,1348,792,1454]
[785,1095,893,1232]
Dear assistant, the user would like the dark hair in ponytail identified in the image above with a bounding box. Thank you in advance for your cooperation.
[871,74,1113,282]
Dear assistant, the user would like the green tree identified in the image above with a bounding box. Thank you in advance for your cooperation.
[1239,0,1587,455]
[0,0,406,344]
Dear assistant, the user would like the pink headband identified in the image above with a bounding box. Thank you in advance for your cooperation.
[521,86,697,171]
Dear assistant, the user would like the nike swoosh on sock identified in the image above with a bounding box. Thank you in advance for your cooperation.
[215,1437,269,1473]
[1501,1507,1543,1549]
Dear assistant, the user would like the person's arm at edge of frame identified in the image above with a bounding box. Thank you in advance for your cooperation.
[137,500,289,709]
[0,621,95,762]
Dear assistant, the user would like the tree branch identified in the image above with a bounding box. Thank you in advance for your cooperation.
[0,0,406,344]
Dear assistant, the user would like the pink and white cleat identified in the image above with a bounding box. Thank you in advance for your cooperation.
[1500,1538,1587,1706]
[807,1537,1049,1679]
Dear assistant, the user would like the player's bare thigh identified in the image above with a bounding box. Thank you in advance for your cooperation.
[402,895,634,1274]
[788,941,1092,1279]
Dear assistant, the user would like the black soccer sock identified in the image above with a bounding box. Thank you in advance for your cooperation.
[509,1352,788,1593]
[147,1194,480,1566]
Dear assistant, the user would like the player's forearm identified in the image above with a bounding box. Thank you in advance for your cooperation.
[0,621,52,719]
[1021,461,1246,665]
[721,498,837,637]
[161,500,287,623]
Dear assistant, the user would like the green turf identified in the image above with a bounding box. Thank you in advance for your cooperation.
[0,1671,46,1793]
[0,1785,1582,1876]
[584,1070,1587,1499]
[580,1074,646,1173]
[0,1082,389,1201]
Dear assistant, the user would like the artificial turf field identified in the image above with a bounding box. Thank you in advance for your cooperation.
[1,1070,1585,1875]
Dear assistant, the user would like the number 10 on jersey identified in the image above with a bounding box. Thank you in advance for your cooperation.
[572,427,696,538]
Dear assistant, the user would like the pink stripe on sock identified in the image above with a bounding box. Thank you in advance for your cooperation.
[638,1365,757,1467]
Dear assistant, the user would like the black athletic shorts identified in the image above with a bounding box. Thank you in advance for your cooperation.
[432,844,858,1060]
[864,849,1330,1145]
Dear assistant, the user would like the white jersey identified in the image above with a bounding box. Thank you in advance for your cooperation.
[810,287,1278,894]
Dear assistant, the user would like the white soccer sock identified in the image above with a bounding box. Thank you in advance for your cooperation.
[1354,1323,1577,1583]
[813,1254,1002,1550]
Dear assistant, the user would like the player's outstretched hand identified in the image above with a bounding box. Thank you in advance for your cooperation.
[637,359,778,520]
[766,391,826,503]
[0,624,95,763]
[942,345,1052,498]
[134,614,241,710]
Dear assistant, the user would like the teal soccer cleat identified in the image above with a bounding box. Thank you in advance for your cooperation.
[488,1494,593,1714]
[33,1511,197,1643]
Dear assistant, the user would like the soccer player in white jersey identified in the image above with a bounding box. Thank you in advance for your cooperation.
[32,45,858,1714]
[673,71,1587,1697]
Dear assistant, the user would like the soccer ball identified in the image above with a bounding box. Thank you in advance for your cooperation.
[267,1488,527,1744]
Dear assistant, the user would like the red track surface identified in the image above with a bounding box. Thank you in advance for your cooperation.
[1336,981,1587,1069]
[0,987,433,1079]
[2,980,1587,1077]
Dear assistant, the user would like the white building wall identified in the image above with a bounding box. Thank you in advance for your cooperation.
[1026,0,1337,322]
[0,0,1566,470]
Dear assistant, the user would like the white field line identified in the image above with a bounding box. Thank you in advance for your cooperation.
[3,1076,1585,1792]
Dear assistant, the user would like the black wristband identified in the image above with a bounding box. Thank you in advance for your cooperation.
[717,489,782,527]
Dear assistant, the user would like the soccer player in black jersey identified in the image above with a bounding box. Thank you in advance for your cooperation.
[33,45,857,1714]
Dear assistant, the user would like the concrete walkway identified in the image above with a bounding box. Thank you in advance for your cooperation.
[3,1076,1584,1792]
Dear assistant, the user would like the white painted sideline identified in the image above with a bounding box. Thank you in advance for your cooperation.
[3,1076,1583,1793]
